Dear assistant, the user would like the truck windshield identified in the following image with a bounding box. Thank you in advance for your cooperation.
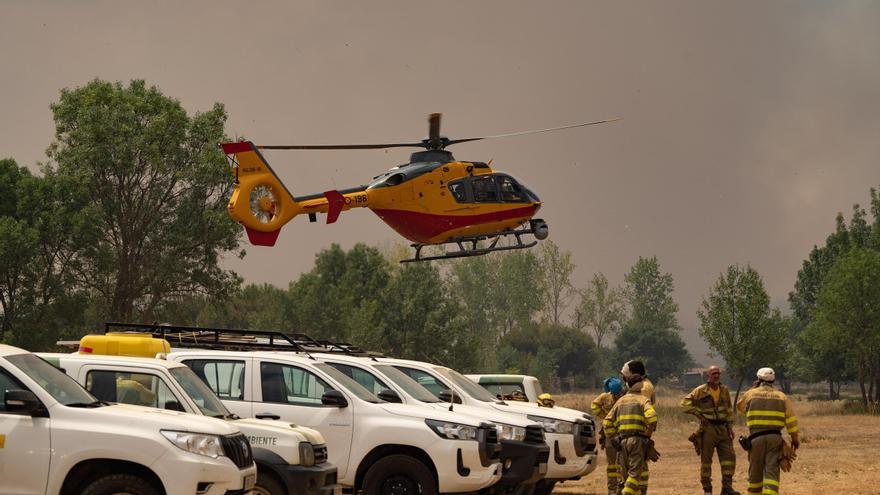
[374,365,441,403]
[435,367,500,403]
[313,363,382,403]
[6,353,97,406]
[170,367,231,418]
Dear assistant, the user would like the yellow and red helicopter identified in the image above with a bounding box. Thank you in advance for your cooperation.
[221,114,617,262]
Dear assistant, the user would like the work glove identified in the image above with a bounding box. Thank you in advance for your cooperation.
[599,435,606,449]
[791,434,800,450]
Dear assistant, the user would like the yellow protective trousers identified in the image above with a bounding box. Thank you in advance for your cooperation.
[605,441,622,492]
[700,424,736,492]
[747,433,782,495]
[619,436,649,495]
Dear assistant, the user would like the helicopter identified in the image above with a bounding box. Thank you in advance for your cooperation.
[220,113,617,262]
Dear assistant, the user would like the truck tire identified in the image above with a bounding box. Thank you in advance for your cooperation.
[253,471,286,495]
[81,473,160,495]
[363,454,436,495]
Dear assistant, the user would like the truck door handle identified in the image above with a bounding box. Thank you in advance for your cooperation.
[256,412,281,420]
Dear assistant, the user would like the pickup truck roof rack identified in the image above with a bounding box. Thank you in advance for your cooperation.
[102,322,384,358]
[103,322,315,356]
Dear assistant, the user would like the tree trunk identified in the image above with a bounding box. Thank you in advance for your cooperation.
[859,366,869,407]
[734,374,746,406]
[829,379,835,400]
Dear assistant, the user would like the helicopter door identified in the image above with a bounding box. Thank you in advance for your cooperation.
[495,174,529,203]
[471,175,500,203]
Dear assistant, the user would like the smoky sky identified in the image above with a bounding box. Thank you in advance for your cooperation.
[3,1,879,364]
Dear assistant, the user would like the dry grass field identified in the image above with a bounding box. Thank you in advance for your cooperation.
[551,389,880,495]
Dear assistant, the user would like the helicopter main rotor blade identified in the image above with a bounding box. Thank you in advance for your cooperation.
[257,142,426,150]
[445,118,622,146]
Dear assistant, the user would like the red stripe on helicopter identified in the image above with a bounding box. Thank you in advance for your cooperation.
[372,205,538,244]
[220,141,255,154]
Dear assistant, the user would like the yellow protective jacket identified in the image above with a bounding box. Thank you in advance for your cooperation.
[604,384,658,437]
[736,383,799,435]
[640,377,656,404]
[591,391,620,435]
[680,383,734,424]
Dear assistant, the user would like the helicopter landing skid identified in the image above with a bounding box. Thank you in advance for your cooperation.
[401,222,546,263]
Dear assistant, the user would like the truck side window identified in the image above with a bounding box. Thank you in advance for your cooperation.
[0,369,27,412]
[85,370,178,410]
[185,360,246,400]
[261,362,332,406]
[482,383,527,400]
[472,175,499,203]
[392,366,448,397]
[327,363,391,395]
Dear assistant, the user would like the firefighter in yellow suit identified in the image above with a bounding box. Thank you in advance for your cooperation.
[592,377,626,495]
[736,368,799,495]
[604,378,658,495]
[681,365,739,495]
[622,360,656,404]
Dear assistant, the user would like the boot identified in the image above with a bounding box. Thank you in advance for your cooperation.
[720,488,741,495]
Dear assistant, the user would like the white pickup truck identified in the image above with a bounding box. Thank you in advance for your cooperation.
[377,358,598,495]
[0,344,257,495]
[40,350,339,495]
[465,375,547,405]
[164,347,503,495]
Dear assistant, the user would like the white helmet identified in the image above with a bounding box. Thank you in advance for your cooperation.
[756,367,775,382]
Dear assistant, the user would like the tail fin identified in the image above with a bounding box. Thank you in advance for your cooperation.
[221,141,300,246]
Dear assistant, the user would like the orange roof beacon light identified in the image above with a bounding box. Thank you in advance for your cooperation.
[222,113,619,262]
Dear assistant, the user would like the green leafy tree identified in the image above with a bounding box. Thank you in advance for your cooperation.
[47,79,242,322]
[537,241,575,325]
[697,264,790,401]
[574,272,627,351]
[614,256,692,380]
[0,159,96,348]
[810,248,880,406]
[499,323,598,388]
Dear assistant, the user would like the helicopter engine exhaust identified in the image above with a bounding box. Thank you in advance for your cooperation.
[530,219,549,240]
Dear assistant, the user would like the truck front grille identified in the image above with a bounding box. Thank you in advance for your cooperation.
[221,433,254,469]
[525,425,545,444]
[314,444,328,464]
[536,449,550,465]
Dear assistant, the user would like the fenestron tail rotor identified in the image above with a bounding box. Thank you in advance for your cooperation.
[249,184,279,224]
[255,113,620,153]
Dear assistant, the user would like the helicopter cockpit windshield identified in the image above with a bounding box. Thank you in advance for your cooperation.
[447,173,539,204]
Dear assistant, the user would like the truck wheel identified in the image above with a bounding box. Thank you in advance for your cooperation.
[532,480,556,495]
[363,455,436,495]
[81,474,160,495]
[253,471,286,495]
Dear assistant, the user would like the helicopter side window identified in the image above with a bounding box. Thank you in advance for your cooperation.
[496,175,528,203]
[472,175,499,203]
[448,181,468,203]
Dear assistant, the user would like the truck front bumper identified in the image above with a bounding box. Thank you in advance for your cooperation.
[275,462,340,495]
[152,448,257,495]
[495,439,549,488]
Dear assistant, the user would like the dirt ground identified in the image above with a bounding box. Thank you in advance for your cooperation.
[551,391,880,495]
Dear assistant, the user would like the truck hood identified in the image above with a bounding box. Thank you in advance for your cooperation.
[426,403,535,427]
[231,418,326,445]
[380,403,487,426]
[76,403,242,435]
[488,401,585,422]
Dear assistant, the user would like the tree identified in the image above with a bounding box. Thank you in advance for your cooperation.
[810,248,880,406]
[499,323,598,388]
[697,264,790,401]
[0,159,96,348]
[47,79,242,322]
[574,272,627,350]
[537,241,575,325]
[614,256,692,380]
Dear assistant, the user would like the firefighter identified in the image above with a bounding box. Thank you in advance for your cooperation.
[604,375,658,495]
[681,365,739,495]
[621,360,656,404]
[593,377,626,495]
[736,368,799,495]
[537,393,556,407]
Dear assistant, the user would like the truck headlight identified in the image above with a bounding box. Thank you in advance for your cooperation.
[526,415,574,435]
[425,419,478,440]
[161,430,224,458]
[498,423,526,442]
[299,442,315,466]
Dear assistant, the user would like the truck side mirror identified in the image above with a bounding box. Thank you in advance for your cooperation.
[438,389,462,404]
[5,389,46,416]
[321,390,349,408]
[164,400,185,412]
[377,389,402,403]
